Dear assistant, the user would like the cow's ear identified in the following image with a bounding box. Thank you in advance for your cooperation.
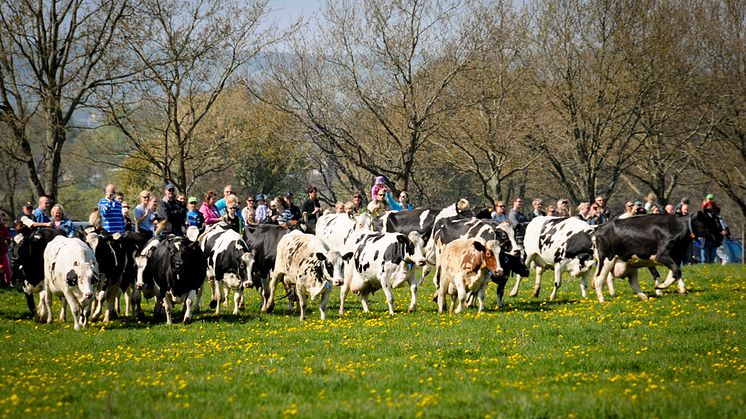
[342,252,354,261]
[472,241,486,252]
[315,252,326,261]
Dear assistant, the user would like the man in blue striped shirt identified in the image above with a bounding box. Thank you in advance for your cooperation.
[98,184,125,234]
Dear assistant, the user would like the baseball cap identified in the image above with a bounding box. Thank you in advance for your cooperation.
[24,202,34,209]
[188,196,198,204]
[706,193,714,200]
[375,176,386,185]
[164,182,176,191]
[285,192,293,198]
[256,193,266,201]
[634,200,644,206]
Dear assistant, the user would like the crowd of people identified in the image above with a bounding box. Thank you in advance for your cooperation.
[0,177,736,289]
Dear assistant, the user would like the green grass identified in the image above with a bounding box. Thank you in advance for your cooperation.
[0,264,744,418]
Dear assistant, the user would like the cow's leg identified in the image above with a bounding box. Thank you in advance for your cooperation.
[211,279,222,314]
[232,288,242,315]
[494,275,507,309]
[454,274,467,314]
[124,287,133,316]
[104,285,119,322]
[531,266,543,298]
[295,283,306,321]
[509,274,523,297]
[36,289,49,323]
[437,277,447,314]
[579,271,590,298]
[477,284,486,313]
[606,272,616,296]
[163,294,174,325]
[407,278,417,313]
[183,290,196,324]
[65,295,82,330]
[627,269,647,300]
[193,286,203,313]
[319,286,331,321]
[549,267,562,301]
[593,256,616,302]
[262,273,279,314]
[655,255,683,291]
[58,296,67,322]
[381,280,395,316]
[132,288,144,320]
[360,293,370,313]
[339,280,349,316]
[653,269,668,296]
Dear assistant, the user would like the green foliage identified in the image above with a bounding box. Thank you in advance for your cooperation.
[0,264,743,417]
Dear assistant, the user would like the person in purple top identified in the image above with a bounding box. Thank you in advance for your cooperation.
[98,183,126,233]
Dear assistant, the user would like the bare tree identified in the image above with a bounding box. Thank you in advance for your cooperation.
[0,0,129,203]
[527,0,664,203]
[259,0,478,201]
[99,0,281,192]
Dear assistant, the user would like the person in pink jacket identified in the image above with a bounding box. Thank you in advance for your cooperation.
[199,190,222,225]
[370,175,386,201]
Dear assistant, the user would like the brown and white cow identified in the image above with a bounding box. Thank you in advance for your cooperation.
[268,231,351,321]
[436,238,502,314]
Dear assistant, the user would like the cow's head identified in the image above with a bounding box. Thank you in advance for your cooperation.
[239,250,255,288]
[315,250,353,286]
[135,239,159,289]
[404,231,427,266]
[495,222,523,257]
[692,210,724,246]
[472,240,503,278]
[70,258,99,303]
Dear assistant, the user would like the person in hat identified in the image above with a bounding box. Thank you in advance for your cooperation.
[157,182,186,236]
[700,193,724,263]
[186,196,204,229]
[701,193,721,216]
[284,192,301,224]
[633,200,646,215]
[255,194,269,223]
[370,175,386,202]
[18,202,52,230]
[98,183,126,233]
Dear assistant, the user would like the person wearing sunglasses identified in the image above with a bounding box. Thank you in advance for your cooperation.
[367,187,391,218]
[241,195,257,226]
[491,200,508,223]
[221,195,243,235]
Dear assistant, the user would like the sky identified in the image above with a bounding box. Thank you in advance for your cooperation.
[269,0,323,29]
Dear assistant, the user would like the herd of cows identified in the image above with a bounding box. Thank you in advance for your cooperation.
[9,199,725,329]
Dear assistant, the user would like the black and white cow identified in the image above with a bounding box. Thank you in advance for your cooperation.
[592,212,724,302]
[339,231,428,316]
[77,227,128,322]
[244,224,294,311]
[427,217,525,308]
[267,231,352,320]
[11,228,65,314]
[315,212,375,253]
[200,223,255,315]
[509,216,597,300]
[134,235,207,324]
[117,230,154,318]
[39,236,100,330]
[378,209,437,241]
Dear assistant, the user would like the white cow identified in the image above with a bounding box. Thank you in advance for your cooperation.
[339,231,428,316]
[268,231,351,320]
[437,238,503,314]
[510,216,598,300]
[315,212,375,252]
[39,236,100,330]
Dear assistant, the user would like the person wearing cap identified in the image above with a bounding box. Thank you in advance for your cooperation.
[200,190,222,226]
[18,202,52,230]
[255,194,269,223]
[284,192,301,223]
[633,200,647,215]
[98,184,126,233]
[370,175,386,202]
[215,184,235,216]
[301,186,321,233]
[186,196,204,229]
[700,193,724,263]
[157,183,186,236]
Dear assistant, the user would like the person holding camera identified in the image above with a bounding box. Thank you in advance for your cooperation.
[157,183,186,237]
[98,184,126,234]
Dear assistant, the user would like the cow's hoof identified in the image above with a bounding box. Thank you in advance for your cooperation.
[136,311,145,321]
[183,317,192,325]
[408,306,416,313]
[637,293,648,301]
[107,310,118,321]
[209,300,217,309]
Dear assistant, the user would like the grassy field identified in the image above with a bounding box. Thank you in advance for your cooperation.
[0,264,744,418]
